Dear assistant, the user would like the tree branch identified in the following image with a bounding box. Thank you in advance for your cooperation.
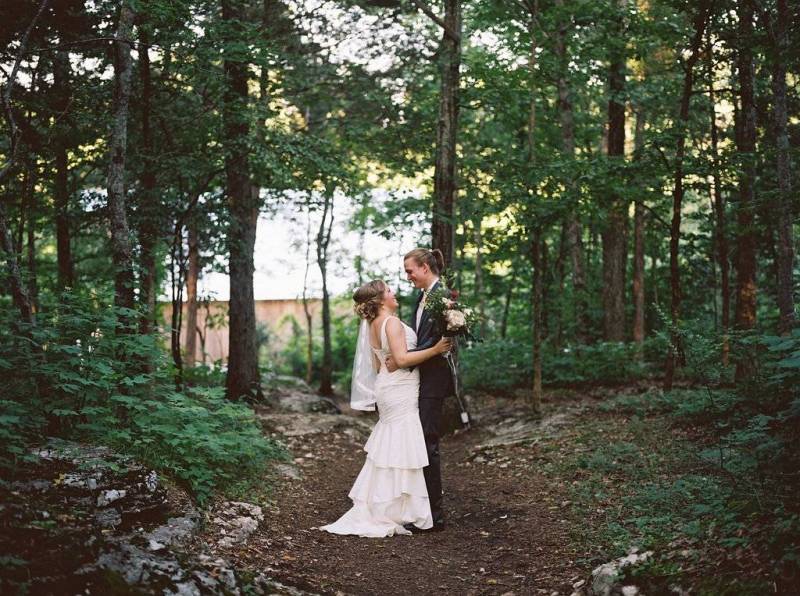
[409,0,460,42]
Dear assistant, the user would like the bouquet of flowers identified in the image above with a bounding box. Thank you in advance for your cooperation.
[423,285,482,341]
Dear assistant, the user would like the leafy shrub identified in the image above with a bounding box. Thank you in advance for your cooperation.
[460,337,663,392]
[0,292,285,503]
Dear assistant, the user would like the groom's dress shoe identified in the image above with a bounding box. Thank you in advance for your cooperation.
[404,521,445,533]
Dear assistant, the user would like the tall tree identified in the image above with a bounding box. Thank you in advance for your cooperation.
[733,0,758,346]
[664,0,713,389]
[53,49,74,291]
[632,108,645,354]
[316,192,334,396]
[413,0,461,269]
[601,0,627,342]
[107,0,137,318]
[763,0,796,334]
[222,0,263,401]
[554,0,589,344]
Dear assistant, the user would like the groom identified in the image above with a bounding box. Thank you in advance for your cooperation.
[387,248,454,532]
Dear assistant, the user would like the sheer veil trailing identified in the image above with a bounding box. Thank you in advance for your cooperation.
[350,318,377,411]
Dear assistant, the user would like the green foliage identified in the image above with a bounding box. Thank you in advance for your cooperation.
[0,294,285,504]
[460,337,665,392]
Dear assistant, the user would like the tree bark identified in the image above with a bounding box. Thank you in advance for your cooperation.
[430,0,461,270]
[707,38,731,365]
[107,1,137,320]
[223,0,262,402]
[554,0,589,343]
[53,49,74,291]
[473,213,487,337]
[767,0,796,335]
[24,160,38,312]
[632,109,645,354]
[602,0,627,342]
[138,26,159,335]
[664,0,712,389]
[317,193,334,396]
[530,232,543,416]
[734,1,758,340]
[302,205,314,386]
[0,203,35,325]
[185,219,200,367]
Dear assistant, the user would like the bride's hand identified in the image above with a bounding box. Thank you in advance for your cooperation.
[435,337,452,354]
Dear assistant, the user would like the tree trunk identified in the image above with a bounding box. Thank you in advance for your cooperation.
[554,0,588,344]
[500,270,514,339]
[664,1,712,390]
[185,219,199,367]
[707,38,731,365]
[138,26,159,336]
[24,161,38,312]
[223,0,262,402]
[0,203,35,325]
[107,1,137,321]
[734,0,758,341]
[769,0,796,335]
[473,214,487,337]
[530,232,543,417]
[430,0,461,270]
[317,193,334,396]
[53,49,74,291]
[632,109,646,354]
[302,204,313,385]
[602,0,627,343]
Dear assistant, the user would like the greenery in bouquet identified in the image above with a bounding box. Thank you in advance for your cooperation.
[423,284,483,341]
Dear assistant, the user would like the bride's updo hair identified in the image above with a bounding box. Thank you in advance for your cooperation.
[404,247,445,275]
[353,280,386,322]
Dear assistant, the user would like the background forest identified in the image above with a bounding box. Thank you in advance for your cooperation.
[1,0,798,593]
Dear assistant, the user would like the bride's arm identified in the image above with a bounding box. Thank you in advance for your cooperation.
[385,318,450,368]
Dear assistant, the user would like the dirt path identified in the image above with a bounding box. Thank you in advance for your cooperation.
[214,396,594,595]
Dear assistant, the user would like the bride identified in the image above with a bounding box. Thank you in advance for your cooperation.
[320,280,451,537]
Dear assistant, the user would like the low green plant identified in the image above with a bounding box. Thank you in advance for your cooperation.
[0,292,285,504]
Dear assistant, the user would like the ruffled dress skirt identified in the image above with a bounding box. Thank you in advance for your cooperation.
[320,368,432,537]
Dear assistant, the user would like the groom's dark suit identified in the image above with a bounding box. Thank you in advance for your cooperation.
[411,280,455,526]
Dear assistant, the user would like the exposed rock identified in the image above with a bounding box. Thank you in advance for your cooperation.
[2,439,310,595]
[210,501,264,548]
[580,551,652,596]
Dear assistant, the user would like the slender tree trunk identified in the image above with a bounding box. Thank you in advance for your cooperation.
[223,0,262,401]
[500,270,514,339]
[317,193,334,396]
[602,0,627,342]
[430,0,461,270]
[0,204,35,324]
[664,1,712,390]
[554,0,588,344]
[53,49,74,291]
[170,221,186,388]
[24,161,38,312]
[734,0,758,345]
[107,1,137,320]
[473,213,487,337]
[632,109,646,354]
[768,0,796,334]
[185,219,199,367]
[138,26,159,335]
[708,39,731,365]
[530,232,543,416]
[302,204,313,385]
[526,4,542,416]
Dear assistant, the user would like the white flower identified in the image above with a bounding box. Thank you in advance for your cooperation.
[445,309,467,331]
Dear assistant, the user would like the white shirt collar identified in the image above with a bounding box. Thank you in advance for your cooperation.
[425,277,439,293]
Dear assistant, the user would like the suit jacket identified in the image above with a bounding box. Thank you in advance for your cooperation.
[410,280,455,400]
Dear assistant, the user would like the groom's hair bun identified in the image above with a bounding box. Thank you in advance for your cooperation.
[353,280,386,322]
[404,248,444,275]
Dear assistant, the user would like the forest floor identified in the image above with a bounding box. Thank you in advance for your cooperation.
[3,383,781,595]
[203,382,783,596]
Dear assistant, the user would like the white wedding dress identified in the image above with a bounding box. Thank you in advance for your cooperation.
[320,316,433,537]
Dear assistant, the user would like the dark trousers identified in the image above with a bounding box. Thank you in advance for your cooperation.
[419,396,444,524]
